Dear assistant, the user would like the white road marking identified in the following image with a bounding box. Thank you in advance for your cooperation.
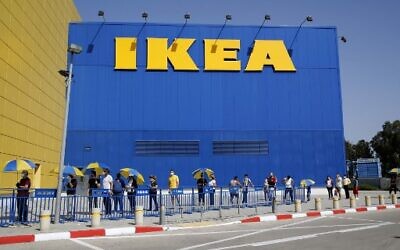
[281,222,377,230]
[335,216,385,223]
[83,229,258,240]
[70,239,105,250]
[209,222,393,250]
[177,217,324,250]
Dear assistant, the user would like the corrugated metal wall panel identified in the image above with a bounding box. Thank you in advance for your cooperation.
[65,23,345,187]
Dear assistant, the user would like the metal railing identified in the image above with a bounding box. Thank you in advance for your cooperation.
[0,186,306,226]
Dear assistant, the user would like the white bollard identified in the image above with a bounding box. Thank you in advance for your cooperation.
[365,196,371,207]
[91,208,101,227]
[40,210,51,232]
[294,199,302,213]
[391,193,397,204]
[314,197,321,211]
[135,205,144,225]
[333,197,340,209]
[350,196,356,208]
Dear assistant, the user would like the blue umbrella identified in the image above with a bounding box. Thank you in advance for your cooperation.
[3,159,36,172]
[51,165,84,176]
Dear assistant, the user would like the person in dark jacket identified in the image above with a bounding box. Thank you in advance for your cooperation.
[126,175,138,213]
[113,173,126,214]
[66,174,77,220]
[197,173,207,206]
[148,175,158,211]
[16,170,31,225]
[88,171,100,213]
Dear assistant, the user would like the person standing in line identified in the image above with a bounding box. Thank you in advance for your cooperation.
[267,172,277,202]
[343,175,351,199]
[208,174,217,206]
[325,176,333,199]
[126,175,138,214]
[242,174,254,205]
[88,171,100,213]
[65,174,77,220]
[102,169,113,215]
[389,174,398,195]
[168,170,180,207]
[197,173,207,206]
[352,176,359,199]
[16,170,31,225]
[148,175,158,211]
[335,173,343,200]
[283,175,294,203]
[112,173,125,214]
[229,176,241,204]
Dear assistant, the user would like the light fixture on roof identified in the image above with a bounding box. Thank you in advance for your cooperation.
[248,14,271,55]
[172,13,192,51]
[211,14,232,53]
[340,36,347,43]
[142,12,148,22]
[98,10,105,21]
[288,15,313,57]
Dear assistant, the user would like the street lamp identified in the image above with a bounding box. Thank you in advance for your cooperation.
[54,43,82,223]
[212,14,232,53]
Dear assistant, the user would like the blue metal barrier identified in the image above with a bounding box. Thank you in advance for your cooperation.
[0,186,307,225]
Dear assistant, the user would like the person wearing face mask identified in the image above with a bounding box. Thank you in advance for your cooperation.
[16,170,31,225]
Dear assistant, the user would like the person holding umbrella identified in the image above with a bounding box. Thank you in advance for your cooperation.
[102,168,113,216]
[16,170,31,225]
[88,170,100,213]
[197,173,207,206]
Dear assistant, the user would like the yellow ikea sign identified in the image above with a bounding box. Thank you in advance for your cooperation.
[115,37,296,72]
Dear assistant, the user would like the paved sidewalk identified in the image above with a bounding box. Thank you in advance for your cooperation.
[0,190,397,237]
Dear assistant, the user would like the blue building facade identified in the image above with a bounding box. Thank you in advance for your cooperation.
[65,22,345,187]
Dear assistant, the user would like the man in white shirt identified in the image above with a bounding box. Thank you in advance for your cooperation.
[102,169,113,215]
[335,173,343,200]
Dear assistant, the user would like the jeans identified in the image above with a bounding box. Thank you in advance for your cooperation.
[103,196,112,215]
[198,189,205,205]
[113,192,124,213]
[326,187,333,199]
[268,187,276,202]
[284,188,293,202]
[209,191,215,206]
[17,197,29,223]
[127,192,136,213]
[149,193,158,211]
[242,189,248,204]
[88,196,98,213]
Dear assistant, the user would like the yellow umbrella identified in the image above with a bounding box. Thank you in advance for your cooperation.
[192,168,214,180]
[85,162,109,176]
[120,168,145,185]
[388,168,400,174]
[3,159,36,172]
[50,165,84,177]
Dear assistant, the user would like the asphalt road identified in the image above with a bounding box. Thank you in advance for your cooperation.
[4,209,400,250]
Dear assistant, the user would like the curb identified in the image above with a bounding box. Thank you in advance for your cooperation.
[0,225,169,245]
[240,204,400,224]
[1,204,399,245]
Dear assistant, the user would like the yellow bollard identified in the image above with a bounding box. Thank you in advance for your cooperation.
[40,210,51,232]
[333,197,340,209]
[365,195,371,207]
[294,199,302,213]
[378,195,385,205]
[350,196,356,208]
[314,197,321,211]
[391,193,397,204]
[91,208,101,227]
[135,205,144,225]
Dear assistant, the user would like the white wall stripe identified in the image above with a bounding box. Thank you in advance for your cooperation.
[260,216,277,222]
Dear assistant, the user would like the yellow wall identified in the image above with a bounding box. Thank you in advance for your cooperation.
[0,0,80,189]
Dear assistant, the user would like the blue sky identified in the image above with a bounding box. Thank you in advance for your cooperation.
[74,0,400,143]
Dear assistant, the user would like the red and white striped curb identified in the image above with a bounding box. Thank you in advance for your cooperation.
[1,204,399,245]
[0,226,169,245]
[240,204,400,223]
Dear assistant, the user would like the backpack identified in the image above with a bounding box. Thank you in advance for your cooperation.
[113,179,123,193]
